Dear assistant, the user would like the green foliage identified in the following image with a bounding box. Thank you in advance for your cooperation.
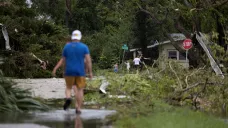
[0,52,52,78]
[85,68,228,127]
[0,74,49,112]
[1,0,228,77]
[88,60,228,117]
[0,0,68,78]
[32,0,66,24]
[116,103,228,128]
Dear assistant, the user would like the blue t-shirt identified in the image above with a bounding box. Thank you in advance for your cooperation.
[62,42,90,76]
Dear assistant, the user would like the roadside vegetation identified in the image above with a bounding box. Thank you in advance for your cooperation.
[0,74,49,112]
[83,63,228,127]
[116,102,228,128]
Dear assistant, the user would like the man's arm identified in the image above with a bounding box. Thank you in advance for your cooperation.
[52,58,64,77]
[85,54,92,79]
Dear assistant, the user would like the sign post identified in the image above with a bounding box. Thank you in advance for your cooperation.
[182,39,193,63]
[122,44,128,50]
[121,44,128,69]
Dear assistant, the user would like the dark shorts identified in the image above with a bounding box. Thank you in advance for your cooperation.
[134,65,140,69]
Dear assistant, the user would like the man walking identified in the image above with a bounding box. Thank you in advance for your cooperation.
[53,30,92,114]
[133,56,141,72]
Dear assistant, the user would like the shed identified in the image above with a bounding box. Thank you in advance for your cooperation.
[129,33,189,68]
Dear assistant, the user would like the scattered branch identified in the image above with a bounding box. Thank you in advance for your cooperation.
[155,68,166,75]
[185,66,206,88]
[151,59,157,68]
[181,82,201,92]
[193,78,208,109]
[177,81,223,93]
[169,61,182,89]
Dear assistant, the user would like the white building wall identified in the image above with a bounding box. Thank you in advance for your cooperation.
[159,43,189,68]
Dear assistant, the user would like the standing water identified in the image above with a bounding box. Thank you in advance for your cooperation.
[0,109,116,128]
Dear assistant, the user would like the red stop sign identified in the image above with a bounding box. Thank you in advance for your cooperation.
[183,39,192,50]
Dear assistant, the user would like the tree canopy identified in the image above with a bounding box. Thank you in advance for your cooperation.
[0,0,227,77]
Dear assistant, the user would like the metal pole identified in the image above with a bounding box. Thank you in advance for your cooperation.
[186,50,188,63]
[121,50,125,70]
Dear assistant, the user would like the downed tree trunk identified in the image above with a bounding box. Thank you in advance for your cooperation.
[196,32,224,79]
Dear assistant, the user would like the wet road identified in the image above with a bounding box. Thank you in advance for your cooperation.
[0,109,116,128]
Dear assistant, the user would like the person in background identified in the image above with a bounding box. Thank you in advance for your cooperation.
[52,30,92,114]
[139,54,150,71]
[125,61,130,73]
[114,63,118,73]
[133,56,141,72]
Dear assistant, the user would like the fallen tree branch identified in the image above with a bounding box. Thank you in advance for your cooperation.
[185,66,206,88]
[181,82,201,92]
[169,61,182,89]
[151,59,157,68]
[193,78,208,109]
[177,81,223,93]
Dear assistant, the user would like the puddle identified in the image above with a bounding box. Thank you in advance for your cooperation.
[0,109,116,128]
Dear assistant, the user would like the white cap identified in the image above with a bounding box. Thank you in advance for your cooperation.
[71,30,82,40]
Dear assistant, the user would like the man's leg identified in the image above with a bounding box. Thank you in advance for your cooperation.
[74,87,84,113]
[140,63,143,71]
[64,77,74,110]
[74,77,86,114]
[73,86,78,110]
[65,86,72,98]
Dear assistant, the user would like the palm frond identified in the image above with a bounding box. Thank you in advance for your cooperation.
[0,75,49,112]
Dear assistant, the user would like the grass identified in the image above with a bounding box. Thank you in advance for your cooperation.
[115,101,228,128]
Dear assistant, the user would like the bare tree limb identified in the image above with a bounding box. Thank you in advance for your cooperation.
[165,32,185,53]
[185,66,206,88]
[178,81,223,93]
[174,18,192,38]
[65,0,72,16]
[169,61,183,89]
[193,78,208,109]
[151,59,157,68]
[181,82,201,92]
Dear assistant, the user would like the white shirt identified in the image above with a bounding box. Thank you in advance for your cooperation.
[133,58,141,65]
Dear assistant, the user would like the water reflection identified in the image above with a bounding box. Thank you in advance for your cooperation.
[74,116,83,128]
[0,109,116,128]
[63,114,83,128]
